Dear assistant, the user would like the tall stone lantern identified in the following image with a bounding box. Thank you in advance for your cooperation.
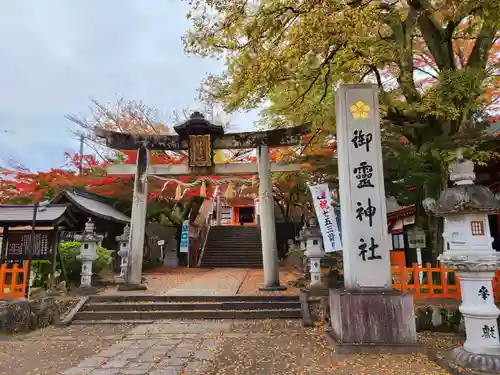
[298,217,325,288]
[75,219,103,295]
[423,151,500,373]
[115,224,130,283]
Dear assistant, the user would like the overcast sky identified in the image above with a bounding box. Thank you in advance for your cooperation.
[0,0,258,171]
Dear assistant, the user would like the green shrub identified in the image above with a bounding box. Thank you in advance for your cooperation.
[32,241,111,286]
[31,260,52,288]
[59,241,111,282]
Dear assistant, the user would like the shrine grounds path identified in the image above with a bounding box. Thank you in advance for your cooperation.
[0,320,457,375]
[0,268,458,375]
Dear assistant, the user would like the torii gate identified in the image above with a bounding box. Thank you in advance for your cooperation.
[96,112,311,291]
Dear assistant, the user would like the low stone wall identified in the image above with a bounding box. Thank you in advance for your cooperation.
[415,305,464,334]
[305,291,466,334]
[0,297,60,334]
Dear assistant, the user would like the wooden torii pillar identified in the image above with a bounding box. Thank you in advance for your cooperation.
[96,112,311,291]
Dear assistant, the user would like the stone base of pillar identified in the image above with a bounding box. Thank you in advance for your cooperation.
[117,283,147,291]
[76,286,99,296]
[450,346,500,373]
[328,289,419,353]
[259,285,287,292]
[46,288,63,296]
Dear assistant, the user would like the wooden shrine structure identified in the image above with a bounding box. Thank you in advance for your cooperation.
[96,111,311,291]
[0,204,75,297]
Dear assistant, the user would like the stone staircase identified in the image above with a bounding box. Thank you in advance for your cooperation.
[66,295,301,325]
[199,226,263,268]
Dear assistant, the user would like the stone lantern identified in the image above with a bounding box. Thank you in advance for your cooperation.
[75,219,103,294]
[423,150,500,373]
[298,217,325,288]
[115,224,130,283]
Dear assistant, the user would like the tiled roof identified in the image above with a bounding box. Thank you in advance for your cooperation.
[53,189,130,224]
[0,204,69,224]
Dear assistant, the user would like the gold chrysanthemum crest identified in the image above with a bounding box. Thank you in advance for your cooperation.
[349,100,371,119]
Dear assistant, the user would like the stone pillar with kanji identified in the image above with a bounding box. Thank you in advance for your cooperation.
[75,219,103,295]
[424,150,500,373]
[331,84,417,350]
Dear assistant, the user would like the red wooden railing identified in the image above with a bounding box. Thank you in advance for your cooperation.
[0,262,29,299]
[391,258,500,302]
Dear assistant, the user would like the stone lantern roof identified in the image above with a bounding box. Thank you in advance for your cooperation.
[423,150,500,216]
[75,219,104,243]
[116,224,130,243]
[297,217,322,241]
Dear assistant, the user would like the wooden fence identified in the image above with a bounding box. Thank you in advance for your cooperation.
[0,262,29,299]
[391,259,500,302]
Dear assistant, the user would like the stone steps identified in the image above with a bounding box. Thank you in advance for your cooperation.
[200,226,264,268]
[67,295,302,324]
[83,301,300,311]
[74,309,301,322]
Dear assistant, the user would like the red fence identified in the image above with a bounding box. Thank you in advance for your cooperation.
[0,262,29,299]
[391,258,500,302]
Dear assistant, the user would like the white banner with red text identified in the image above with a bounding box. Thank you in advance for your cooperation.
[308,183,342,253]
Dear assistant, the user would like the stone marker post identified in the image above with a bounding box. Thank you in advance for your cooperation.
[331,84,417,350]
[423,151,500,373]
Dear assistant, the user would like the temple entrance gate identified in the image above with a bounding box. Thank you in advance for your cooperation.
[96,112,310,291]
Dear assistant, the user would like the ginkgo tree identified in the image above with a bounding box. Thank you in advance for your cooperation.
[184,0,500,253]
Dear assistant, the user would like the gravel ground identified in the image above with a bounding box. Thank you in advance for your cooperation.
[0,319,463,375]
[210,320,456,375]
[0,324,135,375]
[99,268,211,295]
[237,269,301,296]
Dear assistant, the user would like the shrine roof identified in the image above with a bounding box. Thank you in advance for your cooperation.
[386,204,416,221]
[52,189,130,224]
[94,122,312,150]
[173,111,224,139]
[0,204,72,226]
[432,184,500,215]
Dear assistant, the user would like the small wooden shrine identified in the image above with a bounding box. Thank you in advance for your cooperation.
[0,204,75,263]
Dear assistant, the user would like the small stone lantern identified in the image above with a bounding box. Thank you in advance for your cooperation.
[115,224,130,283]
[423,150,500,373]
[298,217,325,287]
[75,219,103,294]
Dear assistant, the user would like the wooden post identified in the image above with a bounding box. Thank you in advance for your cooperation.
[49,225,59,290]
[413,263,421,299]
[0,226,8,263]
[425,262,432,297]
[440,263,449,297]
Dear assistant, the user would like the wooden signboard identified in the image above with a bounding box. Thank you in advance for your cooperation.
[5,231,51,260]
[408,228,426,249]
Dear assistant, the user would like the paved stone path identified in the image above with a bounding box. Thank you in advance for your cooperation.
[61,320,231,375]
[58,320,453,375]
[163,268,247,296]
[0,324,135,375]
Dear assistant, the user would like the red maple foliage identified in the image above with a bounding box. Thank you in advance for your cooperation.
[0,153,135,204]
